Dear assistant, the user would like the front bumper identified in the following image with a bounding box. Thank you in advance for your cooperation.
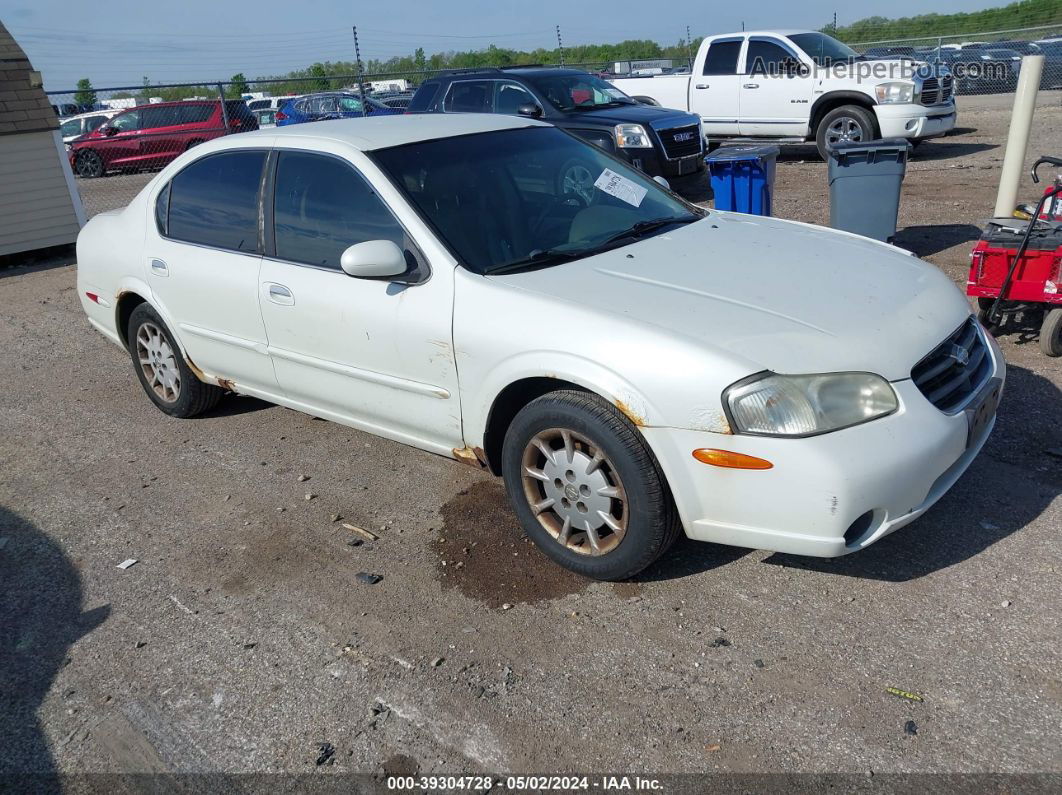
[875,101,957,140]
[642,331,1005,558]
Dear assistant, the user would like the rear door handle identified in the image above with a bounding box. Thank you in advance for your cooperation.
[695,83,710,89]
[149,258,168,276]
[265,283,294,306]
[743,83,760,89]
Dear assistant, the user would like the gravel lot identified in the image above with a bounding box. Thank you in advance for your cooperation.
[2,93,1060,783]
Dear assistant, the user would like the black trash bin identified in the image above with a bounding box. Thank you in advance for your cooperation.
[826,138,911,242]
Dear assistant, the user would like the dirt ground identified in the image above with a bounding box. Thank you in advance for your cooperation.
[1,93,1060,785]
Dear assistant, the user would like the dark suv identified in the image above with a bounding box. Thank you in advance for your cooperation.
[408,67,706,197]
[70,100,258,178]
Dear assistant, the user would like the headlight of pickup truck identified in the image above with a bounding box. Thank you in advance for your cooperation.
[875,82,916,104]
[724,373,898,437]
[614,123,654,148]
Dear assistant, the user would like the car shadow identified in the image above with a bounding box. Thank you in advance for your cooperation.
[0,246,75,280]
[912,140,998,161]
[200,394,273,419]
[0,506,110,779]
[763,364,1060,582]
[893,223,983,257]
[634,537,752,582]
[984,306,1053,350]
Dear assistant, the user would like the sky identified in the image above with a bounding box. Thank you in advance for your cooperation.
[2,0,1006,92]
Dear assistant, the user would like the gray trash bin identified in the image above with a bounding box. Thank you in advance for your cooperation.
[826,138,911,242]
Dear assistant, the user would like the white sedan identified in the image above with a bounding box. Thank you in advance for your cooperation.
[76,114,1004,580]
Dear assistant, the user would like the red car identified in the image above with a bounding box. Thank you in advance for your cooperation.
[70,99,258,178]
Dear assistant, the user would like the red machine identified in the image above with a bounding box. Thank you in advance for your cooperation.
[968,156,1062,357]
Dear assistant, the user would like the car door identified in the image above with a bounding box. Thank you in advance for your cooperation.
[258,147,462,453]
[738,37,814,137]
[145,148,280,395]
[691,38,744,136]
[98,109,141,168]
[137,105,182,166]
[492,80,537,115]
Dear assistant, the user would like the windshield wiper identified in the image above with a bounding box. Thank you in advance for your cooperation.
[486,215,700,275]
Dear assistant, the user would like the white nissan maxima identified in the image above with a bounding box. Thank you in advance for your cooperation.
[76,114,1004,580]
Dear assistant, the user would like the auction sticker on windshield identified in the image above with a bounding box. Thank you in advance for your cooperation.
[594,168,647,208]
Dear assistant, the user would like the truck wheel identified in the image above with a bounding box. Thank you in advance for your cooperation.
[1040,307,1062,357]
[501,390,681,580]
[815,105,878,160]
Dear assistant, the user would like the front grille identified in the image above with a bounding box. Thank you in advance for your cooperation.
[657,124,702,159]
[911,317,992,413]
[920,75,954,106]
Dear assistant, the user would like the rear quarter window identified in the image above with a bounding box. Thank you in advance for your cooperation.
[408,82,441,112]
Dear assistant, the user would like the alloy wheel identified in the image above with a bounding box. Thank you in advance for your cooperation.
[135,322,181,403]
[520,428,628,556]
[826,116,865,145]
[561,164,596,205]
[76,151,103,178]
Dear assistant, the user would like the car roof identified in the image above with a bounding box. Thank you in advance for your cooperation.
[437,67,589,80]
[710,29,813,38]
[238,113,547,151]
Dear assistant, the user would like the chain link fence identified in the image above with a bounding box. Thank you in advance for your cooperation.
[46,23,1062,219]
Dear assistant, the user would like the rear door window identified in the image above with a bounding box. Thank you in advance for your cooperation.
[176,104,214,124]
[140,106,181,129]
[702,39,743,75]
[272,151,406,269]
[408,81,440,111]
[444,81,491,112]
[165,150,266,252]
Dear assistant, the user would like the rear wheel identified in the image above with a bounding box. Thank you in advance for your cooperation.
[75,150,104,178]
[501,390,680,580]
[127,304,223,417]
[1040,307,1062,357]
[815,105,878,160]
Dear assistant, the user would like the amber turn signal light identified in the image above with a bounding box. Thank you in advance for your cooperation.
[692,449,773,470]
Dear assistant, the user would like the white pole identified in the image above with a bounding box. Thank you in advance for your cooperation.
[993,55,1044,218]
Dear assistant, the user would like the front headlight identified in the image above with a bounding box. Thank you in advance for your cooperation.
[724,372,898,437]
[615,123,653,148]
[875,81,916,104]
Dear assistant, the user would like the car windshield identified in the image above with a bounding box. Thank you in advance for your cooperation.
[526,73,636,111]
[789,32,861,65]
[371,126,702,275]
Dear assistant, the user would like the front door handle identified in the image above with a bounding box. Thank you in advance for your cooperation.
[149,258,168,276]
[743,83,760,89]
[695,83,710,89]
[265,283,294,306]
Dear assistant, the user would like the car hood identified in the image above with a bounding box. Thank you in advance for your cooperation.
[561,103,697,127]
[491,213,971,382]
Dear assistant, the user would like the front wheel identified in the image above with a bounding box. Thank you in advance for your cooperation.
[815,105,878,160]
[127,304,223,417]
[1040,307,1062,357]
[75,150,105,178]
[501,390,680,580]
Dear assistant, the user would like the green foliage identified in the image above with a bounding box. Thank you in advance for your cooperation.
[230,73,249,96]
[829,0,1062,43]
[74,78,96,107]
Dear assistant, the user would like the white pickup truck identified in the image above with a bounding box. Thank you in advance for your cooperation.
[611,30,957,158]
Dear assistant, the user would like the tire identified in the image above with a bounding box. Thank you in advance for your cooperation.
[75,149,105,178]
[815,104,879,160]
[126,303,223,418]
[556,158,596,205]
[1040,307,1062,357]
[501,390,681,580]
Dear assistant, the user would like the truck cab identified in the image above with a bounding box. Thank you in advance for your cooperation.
[612,30,957,158]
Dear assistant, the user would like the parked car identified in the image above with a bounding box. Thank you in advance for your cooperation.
[253,109,277,129]
[373,92,414,110]
[59,109,118,145]
[862,46,917,59]
[75,114,1004,580]
[274,92,400,125]
[611,30,956,159]
[247,96,299,113]
[69,100,258,178]
[935,49,1018,94]
[407,67,706,197]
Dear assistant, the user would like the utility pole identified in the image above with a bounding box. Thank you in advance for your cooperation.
[352,25,368,117]
[556,25,565,66]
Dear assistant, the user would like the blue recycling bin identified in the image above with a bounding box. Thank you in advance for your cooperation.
[705,145,780,216]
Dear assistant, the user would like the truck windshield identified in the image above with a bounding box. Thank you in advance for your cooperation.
[789,32,861,66]
[371,126,701,275]
[527,73,636,111]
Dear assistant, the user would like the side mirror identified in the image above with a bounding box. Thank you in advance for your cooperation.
[652,175,671,190]
[517,103,543,118]
[102,126,118,136]
[340,240,407,279]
